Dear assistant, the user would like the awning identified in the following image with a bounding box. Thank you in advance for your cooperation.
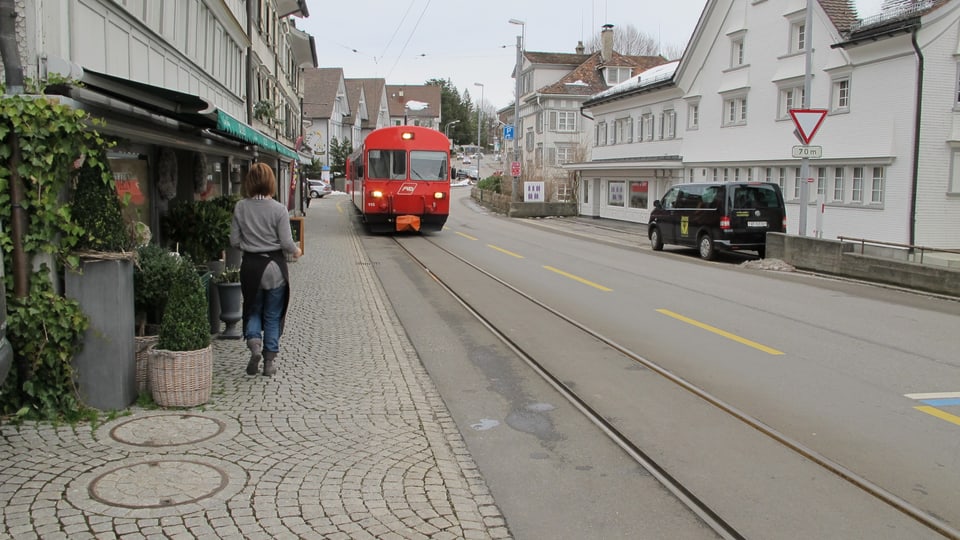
[276,0,309,18]
[216,110,299,160]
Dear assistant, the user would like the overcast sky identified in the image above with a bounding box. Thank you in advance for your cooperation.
[299,0,886,111]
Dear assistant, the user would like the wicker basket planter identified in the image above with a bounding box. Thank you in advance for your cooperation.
[148,345,213,407]
[135,335,160,394]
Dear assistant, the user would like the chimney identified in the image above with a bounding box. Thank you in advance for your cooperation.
[601,24,614,63]
[575,40,585,54]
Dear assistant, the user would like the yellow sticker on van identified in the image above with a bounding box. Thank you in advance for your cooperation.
[680,215,689,237]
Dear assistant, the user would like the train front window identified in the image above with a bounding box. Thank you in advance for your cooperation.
[410,151,448,181]
[367,150,406,180]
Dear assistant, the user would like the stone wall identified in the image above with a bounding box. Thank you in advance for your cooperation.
[470,188,578,218]
[766,233,960,297]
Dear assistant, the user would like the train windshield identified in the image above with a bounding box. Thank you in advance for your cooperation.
[368,150,407,180]
[410,151,448,181]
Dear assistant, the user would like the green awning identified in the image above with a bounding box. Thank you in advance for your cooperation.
[216,110,299,160]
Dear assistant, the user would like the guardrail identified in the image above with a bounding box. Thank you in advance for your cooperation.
[837,236,960,265]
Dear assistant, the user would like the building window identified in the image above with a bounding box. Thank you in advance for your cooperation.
[779,85,804,119]
[595,122,607,146]
[688,103,699,130]
[663,109,677,139]
[608,181,625,207]
[722,95,748,126]
[641,114,654,141]
[793,167,802,199]
[583,179,590,204]
[816,167,826,201]
[871,167,885,204]
[549,111,577,132]
[765,167,774,183]
[791,21,806,53]
[605,67,633,85]
[951,151,960,193]
[956,64,960,106]
[723,168,730,182]
[556,146,576,164]
[778,167,786,192]
[831,78,850,113]
[629,180,649,209]
[852,167,864,203]
[833,168,844,202]
[731,37,745,67]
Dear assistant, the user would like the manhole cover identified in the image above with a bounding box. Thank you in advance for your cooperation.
[109,413,224,447]
[89,459,227,509]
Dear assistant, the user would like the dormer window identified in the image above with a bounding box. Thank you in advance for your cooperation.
[604,67,633,85]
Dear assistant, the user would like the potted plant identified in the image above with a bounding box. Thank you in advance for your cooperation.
[64,152,138,411]
[161,198,233,264]
[214,266,242,339]
[147,256,213,407]
[132,243,181,393]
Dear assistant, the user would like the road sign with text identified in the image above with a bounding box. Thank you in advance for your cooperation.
[510,161,521,177]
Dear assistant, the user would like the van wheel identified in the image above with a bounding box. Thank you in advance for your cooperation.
[698,234,716,260]
[650,227,664,251]
[757,247,766,259]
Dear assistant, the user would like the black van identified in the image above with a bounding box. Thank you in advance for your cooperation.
[648,182,786,260]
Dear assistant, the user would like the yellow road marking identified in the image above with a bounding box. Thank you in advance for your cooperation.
[543,266,612,292]
[488,244,524,258]
[914,406,960,427]
[456,231,478,240]
[656,309,785,355]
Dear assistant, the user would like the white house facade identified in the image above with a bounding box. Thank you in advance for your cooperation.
[572,0,959,248]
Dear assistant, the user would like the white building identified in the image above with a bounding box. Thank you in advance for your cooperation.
[572,0,959,248]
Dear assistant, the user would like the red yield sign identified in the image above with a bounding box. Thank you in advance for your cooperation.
[789,109,827,145]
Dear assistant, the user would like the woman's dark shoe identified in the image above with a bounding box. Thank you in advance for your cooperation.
[262,351,278,377]
[246,339,262,375]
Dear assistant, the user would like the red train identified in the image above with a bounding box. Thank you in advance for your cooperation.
[346,126,452,233]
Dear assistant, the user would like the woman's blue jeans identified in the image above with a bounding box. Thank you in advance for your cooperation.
[244,287,285,353]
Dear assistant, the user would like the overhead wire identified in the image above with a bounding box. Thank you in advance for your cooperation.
[386,0,433,80]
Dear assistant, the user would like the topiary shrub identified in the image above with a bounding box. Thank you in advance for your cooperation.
[71,153,130,252]
[156,259,211,352]
[133,244,181,334]
[476,175,502,193]
[161,199,232,263]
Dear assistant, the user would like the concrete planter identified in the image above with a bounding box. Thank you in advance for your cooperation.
[65,257,136,410]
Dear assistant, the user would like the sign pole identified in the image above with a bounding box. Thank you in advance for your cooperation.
[798,0,814,236]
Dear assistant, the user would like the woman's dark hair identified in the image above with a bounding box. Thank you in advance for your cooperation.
[244,163,276,197]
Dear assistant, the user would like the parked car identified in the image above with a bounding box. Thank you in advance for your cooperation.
[465,168,480,180]
[648,182,786,260]
[308,179,332,198]
[462,156,471,164]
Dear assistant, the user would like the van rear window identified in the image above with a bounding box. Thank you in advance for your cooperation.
[732,186,779,209]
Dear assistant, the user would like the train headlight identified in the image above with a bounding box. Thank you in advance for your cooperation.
[371,190,383,198]
[433,192,445,200]
[401,132,414,140]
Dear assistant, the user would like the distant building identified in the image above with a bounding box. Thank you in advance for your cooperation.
[570,0,959,247]
[386,85,443,129]
[503,24,667,200]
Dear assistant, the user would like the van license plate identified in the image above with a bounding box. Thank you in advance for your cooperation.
[748,221,767,227]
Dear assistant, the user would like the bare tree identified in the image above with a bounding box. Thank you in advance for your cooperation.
[585,23,685,59]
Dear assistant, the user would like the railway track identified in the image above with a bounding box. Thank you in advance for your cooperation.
[390,233,960,540]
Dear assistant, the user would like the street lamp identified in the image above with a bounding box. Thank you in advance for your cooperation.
[509,18,525,201]
[444,119,460,150]
[474,82,484,176]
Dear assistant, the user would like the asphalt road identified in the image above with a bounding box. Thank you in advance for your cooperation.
[362,189,960,539]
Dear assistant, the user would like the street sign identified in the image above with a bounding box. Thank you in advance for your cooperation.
[503,125,515,141]
[789,109,827,144]
[510,161,521,177]
[791,145,823,158]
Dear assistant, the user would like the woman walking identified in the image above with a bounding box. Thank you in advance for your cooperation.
[229,163,302,376]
